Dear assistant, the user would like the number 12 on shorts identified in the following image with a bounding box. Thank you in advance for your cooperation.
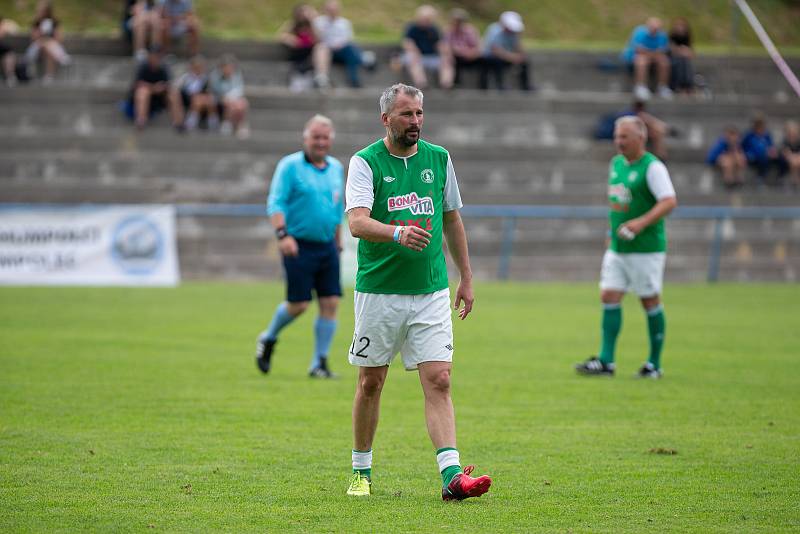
[350,335,370,358]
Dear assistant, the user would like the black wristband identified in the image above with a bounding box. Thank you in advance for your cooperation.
[275,227,289,240]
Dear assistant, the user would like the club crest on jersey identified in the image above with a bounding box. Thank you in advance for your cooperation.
[383,176,396,183]
[420,168,434,184]
[388,192,435,216]
[628,171,638,182]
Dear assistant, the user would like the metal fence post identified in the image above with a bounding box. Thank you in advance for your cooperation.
[707,216,725,283]
[497,217,517,280]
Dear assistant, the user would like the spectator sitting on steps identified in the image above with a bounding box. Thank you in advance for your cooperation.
[130,47,173,130]
[445,8,482,89]
[279,4,327,90]
[398,5,453,90]
[622,17,672,101]
[170,54,214,132]
[480,11,530,92]
[780,120,800,190]
[741,113,785,186]
[594,101,670,162]
[313,0,375,89]
[158,0,200,56]
[210,54,250,139]
[25,0,71,85]
[125,0,161,62]
[668,17,694,95]
[706,125,747,190]
[0,16,19,86]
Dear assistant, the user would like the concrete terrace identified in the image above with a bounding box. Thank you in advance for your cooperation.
[1,36,799,281]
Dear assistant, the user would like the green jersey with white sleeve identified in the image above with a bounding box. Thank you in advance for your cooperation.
[346,138,463,294]
[608,151,676,253]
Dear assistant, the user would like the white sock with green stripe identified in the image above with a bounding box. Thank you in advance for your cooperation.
[436,447,462,487]
[352,449,372,479]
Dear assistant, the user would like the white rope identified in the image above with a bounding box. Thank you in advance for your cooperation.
[733,0,800,98]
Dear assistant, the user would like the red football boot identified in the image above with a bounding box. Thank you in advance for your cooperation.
[442,465,492,501]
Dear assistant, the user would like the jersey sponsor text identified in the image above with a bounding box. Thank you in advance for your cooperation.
[387,192,435,216]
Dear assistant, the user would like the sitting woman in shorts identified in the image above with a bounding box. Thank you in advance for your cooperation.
[25,0,71,84]
[278,4,327,88]
[170,54,214,132]
[210,55,250,139]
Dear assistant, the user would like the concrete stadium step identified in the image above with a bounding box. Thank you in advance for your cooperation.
[4,33,795,97]
[4,102,788,153]
[0,149,714,180]
[4,151,798,205]
[0,127,712,163]
[7,182,795,206]
[6,35,799,75]
[5,165,797,206]
[3,80,795,117]
[177,215,278,280]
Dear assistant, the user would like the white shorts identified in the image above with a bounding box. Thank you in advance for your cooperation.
[599,250,666,297]
[349,289,454,370]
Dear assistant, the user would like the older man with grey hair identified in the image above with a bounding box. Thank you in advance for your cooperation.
[576,115,678,379]
[343,83,491,500]
[256,114,344,379]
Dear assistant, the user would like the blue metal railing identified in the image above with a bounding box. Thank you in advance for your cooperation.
[172,203,800,282]
[3,203,800,282]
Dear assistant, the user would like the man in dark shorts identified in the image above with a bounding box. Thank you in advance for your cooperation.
[0,16,18,86]
[256,114,345,378]
[131,47,171,129]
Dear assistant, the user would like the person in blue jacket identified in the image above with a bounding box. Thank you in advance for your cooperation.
[706,126,747,189]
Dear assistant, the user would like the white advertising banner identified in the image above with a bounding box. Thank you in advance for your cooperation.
[0,205,180,286]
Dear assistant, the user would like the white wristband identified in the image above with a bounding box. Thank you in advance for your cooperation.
[393,225,404,243]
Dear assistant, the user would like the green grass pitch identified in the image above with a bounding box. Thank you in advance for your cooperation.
[1,282,798,532]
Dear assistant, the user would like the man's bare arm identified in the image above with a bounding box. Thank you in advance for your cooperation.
[443,209,474,319]
[348,208,431,251]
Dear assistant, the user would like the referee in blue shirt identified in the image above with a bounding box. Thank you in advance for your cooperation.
[256,114,344,378]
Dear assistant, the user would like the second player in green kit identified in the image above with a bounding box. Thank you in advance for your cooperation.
[576,115,678,379]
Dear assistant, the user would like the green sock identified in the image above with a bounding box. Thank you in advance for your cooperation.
[353,467,371,479]
[352,449,372,479]
[646,305,665,369]
[441,465,461,487]
[436,447,462,487]
[599,304,622,365]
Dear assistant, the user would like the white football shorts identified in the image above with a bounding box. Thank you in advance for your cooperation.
[599,250,666,297]
[349,288,454,370]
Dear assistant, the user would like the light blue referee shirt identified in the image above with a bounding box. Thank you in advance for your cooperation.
[267,151,344,243]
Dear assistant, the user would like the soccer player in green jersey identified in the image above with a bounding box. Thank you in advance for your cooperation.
[576,116,678,379]
[343,84,492,500]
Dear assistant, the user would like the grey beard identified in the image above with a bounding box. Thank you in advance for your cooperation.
[391,129,419,147]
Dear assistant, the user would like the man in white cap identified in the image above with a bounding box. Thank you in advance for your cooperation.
[480,11,531,91]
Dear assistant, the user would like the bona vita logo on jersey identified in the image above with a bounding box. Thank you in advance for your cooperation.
[608,184,632,211]
[387,192,434,216]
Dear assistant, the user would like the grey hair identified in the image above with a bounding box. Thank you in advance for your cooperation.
[303,114,335,138]
[615,115,648,141]
[379,83,424,114]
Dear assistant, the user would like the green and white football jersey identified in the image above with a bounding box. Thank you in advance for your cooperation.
[607,151,675,254]
[346,139,463,294]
